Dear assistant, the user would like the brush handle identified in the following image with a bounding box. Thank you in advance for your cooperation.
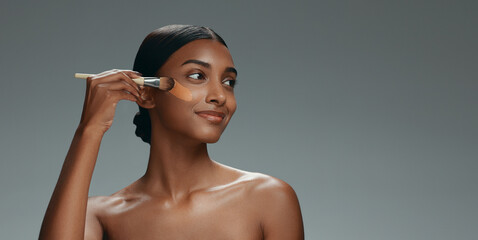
[74,73,146,86]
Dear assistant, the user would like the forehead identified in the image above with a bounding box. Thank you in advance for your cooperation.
[164,39,234,68]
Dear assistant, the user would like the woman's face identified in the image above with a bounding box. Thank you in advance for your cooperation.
[148,39,237,143]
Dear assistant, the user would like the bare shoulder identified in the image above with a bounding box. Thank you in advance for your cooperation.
[87,193,125,208]
[87,195,121,212]
[213,162,298,200]
[87,185,142,213]
[242,172,299,207]
[86,195,119,222]
[85,196,115,239]
[253,173,296,195]
[85,188,142,237]
[223,169,304,240]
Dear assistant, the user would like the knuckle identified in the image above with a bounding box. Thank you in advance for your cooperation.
[123,91,132,98]
[90,81,98,89]
[86,75,97,83]
[95,82,105,89]
[129,94,138,102]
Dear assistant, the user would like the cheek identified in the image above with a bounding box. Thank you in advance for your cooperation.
[151,88,236,143]
[155,93,193,129]
[189,85,208,100]
[227,93,237,116]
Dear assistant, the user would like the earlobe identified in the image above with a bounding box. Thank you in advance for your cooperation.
[137,87,156,109]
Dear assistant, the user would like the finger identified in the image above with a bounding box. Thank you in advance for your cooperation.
[114,69,142,76]
[96,81,140,98]
[102,70,141,92]
[87,69,142,81]
[86,71,120,85]
[118,71,141,92]
[111,89,142,103]
[89,71,140,95]
[108,69,143,79]
[90,69,119,79]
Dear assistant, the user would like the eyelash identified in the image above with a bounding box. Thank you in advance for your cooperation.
[188,73,236,88]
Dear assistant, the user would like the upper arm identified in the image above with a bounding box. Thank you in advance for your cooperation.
[85,197,104,240]
[256,177,304,240]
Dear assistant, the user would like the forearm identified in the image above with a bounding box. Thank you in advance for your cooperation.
[39,125,104,240]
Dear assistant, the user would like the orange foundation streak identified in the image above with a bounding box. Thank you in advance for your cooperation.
[169,80,192,101]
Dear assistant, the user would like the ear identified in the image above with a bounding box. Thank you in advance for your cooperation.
[137,87,155,109]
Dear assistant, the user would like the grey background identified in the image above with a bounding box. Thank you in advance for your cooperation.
[1,0,477,239]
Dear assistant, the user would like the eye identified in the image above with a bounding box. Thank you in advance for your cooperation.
[188,73,205,80]
[223,79,236,88]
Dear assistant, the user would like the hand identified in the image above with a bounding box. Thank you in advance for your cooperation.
[78,69,143,134]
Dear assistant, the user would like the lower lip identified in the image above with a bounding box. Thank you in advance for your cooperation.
[197,113,224,124]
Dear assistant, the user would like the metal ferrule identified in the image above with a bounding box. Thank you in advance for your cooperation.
[142,77,160,88]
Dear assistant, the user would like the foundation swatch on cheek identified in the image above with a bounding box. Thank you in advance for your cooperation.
[169,80,192,101]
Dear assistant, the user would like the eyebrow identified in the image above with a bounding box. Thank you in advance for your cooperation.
[182,59,238,76]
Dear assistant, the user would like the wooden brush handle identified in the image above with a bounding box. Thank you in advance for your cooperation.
[74,73,92,79]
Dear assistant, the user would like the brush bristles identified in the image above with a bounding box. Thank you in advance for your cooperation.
[158,77,175,91]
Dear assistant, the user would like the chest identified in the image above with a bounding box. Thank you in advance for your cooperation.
[100,193,263,240]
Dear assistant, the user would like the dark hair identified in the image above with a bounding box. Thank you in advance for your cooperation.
[132,25,227,144]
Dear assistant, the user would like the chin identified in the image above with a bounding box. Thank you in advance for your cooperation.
[193,128,224,143]
[199,133,222,144]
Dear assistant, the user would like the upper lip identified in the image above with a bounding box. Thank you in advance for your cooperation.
[195,110,226,118]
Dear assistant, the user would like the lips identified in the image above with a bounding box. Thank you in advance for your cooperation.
[195,110,226,124]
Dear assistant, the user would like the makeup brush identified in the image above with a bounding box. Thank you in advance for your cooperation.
[74,73,192,101]
[74,73,175,91]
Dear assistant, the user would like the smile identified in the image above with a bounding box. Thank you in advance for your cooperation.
[195,111,225,124]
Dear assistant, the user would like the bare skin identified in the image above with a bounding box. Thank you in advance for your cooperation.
[40,39,304,240]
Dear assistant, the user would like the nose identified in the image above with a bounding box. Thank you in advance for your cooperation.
[205,79,226,106]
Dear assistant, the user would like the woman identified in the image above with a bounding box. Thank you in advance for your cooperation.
[40,25,304,240]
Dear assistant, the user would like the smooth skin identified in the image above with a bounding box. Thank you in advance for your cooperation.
[39,39,304,240]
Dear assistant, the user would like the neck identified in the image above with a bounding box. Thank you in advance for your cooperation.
[140,125,216,200]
